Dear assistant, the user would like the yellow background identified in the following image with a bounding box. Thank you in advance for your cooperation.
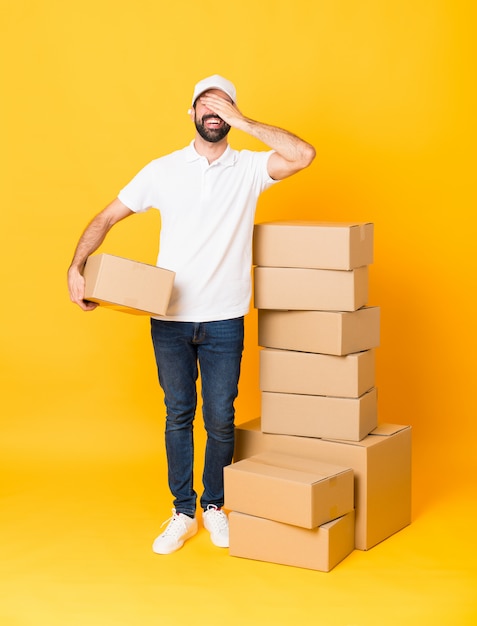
[1,1,476,624]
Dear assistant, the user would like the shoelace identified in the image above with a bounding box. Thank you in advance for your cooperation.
[160,510,187,538]
[205,505,228,531]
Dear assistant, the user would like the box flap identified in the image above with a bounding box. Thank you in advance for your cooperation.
[230,459,332,486]
[255,221,372,228]
[321,423,410,448]
[242,451,352,480]
[369,424,411,437]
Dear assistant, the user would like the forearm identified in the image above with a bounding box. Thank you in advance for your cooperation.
[69,214,112,272]
[68,198,133,272]
[235,115,315,181]
[67,199,133,310]
[67,215,114,311]
[237,116,315,166]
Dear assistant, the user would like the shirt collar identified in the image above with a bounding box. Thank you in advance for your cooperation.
[185,141,237,167]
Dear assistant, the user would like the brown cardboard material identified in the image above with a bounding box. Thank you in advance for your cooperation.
[254,266,368,312]
[224,451,354,529]
[253,221,374,270]
[229,510,355,572]
[234,419,412,550]
[261,388,378,442]
[234,418,267,461]
[83,253,175,316]
[260,348,375,399]
[258,307,380,356]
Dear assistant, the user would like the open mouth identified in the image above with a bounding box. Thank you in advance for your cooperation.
[195,114,231,142]
[203,114,224,128]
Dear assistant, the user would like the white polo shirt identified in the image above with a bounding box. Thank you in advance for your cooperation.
[118,142,278,321]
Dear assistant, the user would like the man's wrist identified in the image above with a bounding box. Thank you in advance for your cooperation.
[68,260,86,275]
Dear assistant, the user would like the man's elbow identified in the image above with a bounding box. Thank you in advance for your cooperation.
[301,143,316,169]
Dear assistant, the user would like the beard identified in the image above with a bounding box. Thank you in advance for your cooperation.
[195,114,231,143]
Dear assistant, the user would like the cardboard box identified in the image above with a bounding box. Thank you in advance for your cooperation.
[229,510,355,572]
[258,306,380,356]
[261,388,378,442]
[260,348,375,398]
[83,253,175,316]
[234,419,412,550]
[254,266,368,312]
[253,221,374,270]
[224,451,354,529]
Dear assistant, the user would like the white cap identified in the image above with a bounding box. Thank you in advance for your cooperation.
[191,74,236,106]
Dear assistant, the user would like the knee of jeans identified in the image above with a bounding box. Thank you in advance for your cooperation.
[203,416,235,442]
[165,409,195,431]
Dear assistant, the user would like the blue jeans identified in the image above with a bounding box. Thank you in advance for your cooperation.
[150,317,244,517]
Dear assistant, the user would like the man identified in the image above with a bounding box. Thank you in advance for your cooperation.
[67,74,315,554]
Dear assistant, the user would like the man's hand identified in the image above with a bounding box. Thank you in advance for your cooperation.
[67,265,98,311]
[198,94,245,129]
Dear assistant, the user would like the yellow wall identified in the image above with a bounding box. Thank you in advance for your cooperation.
[1,0,476,500]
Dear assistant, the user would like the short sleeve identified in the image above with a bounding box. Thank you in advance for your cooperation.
[117,160,158,213]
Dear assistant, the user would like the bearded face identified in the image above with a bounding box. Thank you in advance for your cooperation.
[194,112,231,143]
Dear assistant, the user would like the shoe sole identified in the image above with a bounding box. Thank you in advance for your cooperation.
[208,535,229,548]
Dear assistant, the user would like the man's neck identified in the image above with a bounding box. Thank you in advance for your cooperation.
[193,134,229,164]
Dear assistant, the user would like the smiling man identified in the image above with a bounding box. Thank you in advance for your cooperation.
[192,80,233,143]
[67,74,315,555]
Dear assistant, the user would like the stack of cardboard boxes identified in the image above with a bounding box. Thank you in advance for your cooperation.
[225,222,412,571]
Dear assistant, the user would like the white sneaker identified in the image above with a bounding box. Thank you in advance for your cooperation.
[203,505,229,548]
[152,509,198,554]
